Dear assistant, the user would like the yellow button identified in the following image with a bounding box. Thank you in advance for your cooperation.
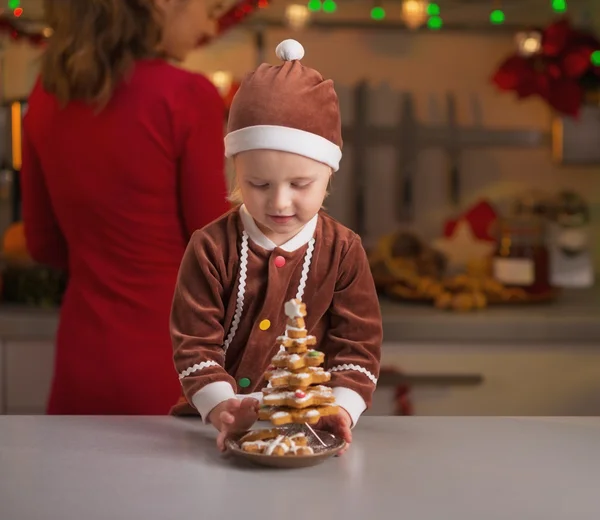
[259,319,271,331]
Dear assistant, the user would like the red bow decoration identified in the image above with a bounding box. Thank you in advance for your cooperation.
[198,0,268,47]
[491,18,600,117]
[0,17,47,47]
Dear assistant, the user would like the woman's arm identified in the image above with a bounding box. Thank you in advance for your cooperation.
[21,122,69,271]
[177,76,231,238]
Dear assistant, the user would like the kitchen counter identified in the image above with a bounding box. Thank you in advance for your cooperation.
[1,287,600,342]
[380,286,600,342]
[1,416,598,519]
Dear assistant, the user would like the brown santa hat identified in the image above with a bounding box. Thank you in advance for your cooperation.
[224,39,343,171]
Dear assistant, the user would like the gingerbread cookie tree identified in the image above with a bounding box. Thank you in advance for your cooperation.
[258,299,338,426]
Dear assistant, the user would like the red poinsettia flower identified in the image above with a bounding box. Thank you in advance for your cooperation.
[491,17,600,117]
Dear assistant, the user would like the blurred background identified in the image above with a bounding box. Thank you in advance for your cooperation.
[1,0,600,417]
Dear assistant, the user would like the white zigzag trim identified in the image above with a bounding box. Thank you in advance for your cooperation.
[223,232,249,352]
[296,238,315,301]
[179,360,220,380]
[329,364,378,385]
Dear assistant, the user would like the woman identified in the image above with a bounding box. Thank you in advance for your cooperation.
[21,0,230,414]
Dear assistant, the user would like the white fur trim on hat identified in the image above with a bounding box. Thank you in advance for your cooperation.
[224,125,342,171]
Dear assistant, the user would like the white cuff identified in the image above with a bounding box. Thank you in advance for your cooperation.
[191,381,236,424]
[332,387,366,429]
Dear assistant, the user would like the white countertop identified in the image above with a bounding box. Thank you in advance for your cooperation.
[1,416,599,519]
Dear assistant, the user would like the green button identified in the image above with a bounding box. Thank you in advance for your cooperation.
[238,377,251,388]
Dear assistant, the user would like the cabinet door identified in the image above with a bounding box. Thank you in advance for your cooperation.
[376,342,600,416]
[5,341,55,414]
[0,341,4,414]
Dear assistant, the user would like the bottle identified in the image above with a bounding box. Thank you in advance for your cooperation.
[492,216,551,294]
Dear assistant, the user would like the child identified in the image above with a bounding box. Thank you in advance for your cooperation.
[170,39,382,452]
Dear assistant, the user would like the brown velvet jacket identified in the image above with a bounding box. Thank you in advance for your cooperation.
[170,205,382,424]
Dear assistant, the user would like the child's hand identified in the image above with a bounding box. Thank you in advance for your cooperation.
[208,397,259,452]
[315,407,352,455]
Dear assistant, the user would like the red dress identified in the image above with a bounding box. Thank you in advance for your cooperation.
[21,59,230,414]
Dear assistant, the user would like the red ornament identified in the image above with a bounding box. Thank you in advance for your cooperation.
[294,389,306,399]
[443,200,498,242]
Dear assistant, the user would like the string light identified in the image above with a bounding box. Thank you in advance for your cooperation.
[13,6,22,17]
[490,9,505,24]
[322,0,336,13]
[426,2,440,16]
[307,0,321,12]
[285,4,311,29]
[551,0,567,13]
[371,5,385,20]
[427,16,443,30]
[591,50,600,67]
[402,0,429,30]
[8,0,19,9]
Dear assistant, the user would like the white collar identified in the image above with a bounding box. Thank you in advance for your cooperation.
[239,204,318,252]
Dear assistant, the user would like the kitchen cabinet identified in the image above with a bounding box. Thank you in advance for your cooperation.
[370,341,600,416]
[4,340,54,414]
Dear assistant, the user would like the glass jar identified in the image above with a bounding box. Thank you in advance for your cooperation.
[492,216,551,294]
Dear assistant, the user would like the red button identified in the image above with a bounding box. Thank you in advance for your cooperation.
[274,255,286,268]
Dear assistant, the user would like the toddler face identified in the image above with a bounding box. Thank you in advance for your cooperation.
[235,150,331,245]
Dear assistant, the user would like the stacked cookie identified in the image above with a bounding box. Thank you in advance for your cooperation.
[240,428,314,456]
[258,298,338,426]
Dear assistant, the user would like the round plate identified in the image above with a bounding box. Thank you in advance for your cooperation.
[225,424,346,468]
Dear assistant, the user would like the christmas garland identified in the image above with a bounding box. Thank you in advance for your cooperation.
[0,17,47,47]
[0,0,267,49]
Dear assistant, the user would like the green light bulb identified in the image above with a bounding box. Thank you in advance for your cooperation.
[322,0,336,13]
[428,16,443,30]
[490,9,505,24]
[427,3,440,16]
[551,0,567,13]
[371,6,385,20]
[307,0,321,12]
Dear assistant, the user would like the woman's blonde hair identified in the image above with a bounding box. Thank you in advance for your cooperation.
[41,0,163,109]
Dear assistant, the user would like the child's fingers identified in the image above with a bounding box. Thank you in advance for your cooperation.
[216,431,228,452]
[240,397,259,412]
[224,398,241,413]
[220,411,235,425]
[340,426,352,444]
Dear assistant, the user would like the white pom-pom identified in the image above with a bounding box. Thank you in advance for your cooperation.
[275,39,305,62]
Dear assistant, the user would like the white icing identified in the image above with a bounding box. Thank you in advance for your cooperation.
[277,334,313,344]
[263,386,333,407]
[289,354,301,363]
[271,411,288,419]
[265,435,286,455]
[270,369,291,378]
[241,431,313,456]
[284,299,305,318]
[305,410,319,417]
[290,445,314,455]
[286,325,305,332]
